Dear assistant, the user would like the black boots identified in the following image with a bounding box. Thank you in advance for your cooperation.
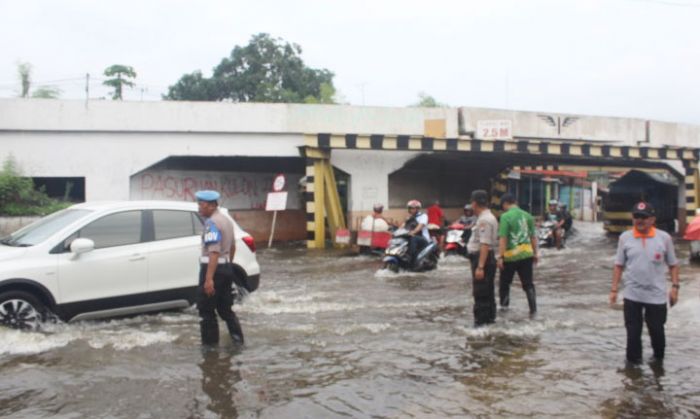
[200,320,220,346]
[201,319,245,346]
[500,291,510,309]
[225,315,245,345]
[525,287,537,316]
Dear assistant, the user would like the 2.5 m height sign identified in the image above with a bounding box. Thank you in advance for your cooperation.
[476,120,513,140]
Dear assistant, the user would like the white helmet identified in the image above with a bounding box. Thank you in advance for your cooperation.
[406,199,422,209]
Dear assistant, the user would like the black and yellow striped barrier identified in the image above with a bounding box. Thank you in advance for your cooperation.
[303,134,699,247]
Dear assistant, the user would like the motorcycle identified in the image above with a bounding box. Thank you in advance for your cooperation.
[444,222,469,257]
[382,228,440,273]
[357,215,393,256]
[537,220,566,248]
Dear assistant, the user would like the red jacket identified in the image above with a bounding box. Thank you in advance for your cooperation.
[427,205,444,225]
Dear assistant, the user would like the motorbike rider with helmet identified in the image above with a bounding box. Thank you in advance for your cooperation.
[401,200,430,267]
[457,204,477,243]
[560,203,573,234]
[546,199,566,250]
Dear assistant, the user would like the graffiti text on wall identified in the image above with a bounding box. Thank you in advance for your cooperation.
[130,170,301,210]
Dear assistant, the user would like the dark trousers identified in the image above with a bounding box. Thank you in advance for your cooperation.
[623,298,667,363]
[468,251,497,326]
[197,263,244,345]
[499,257,536,314]
[409,235,428,265]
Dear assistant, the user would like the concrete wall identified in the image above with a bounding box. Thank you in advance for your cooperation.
[0,212,305,243]
[0,131,302,201]
[130,169,303,210]
[460,107,700,147]
[233,209,307,243]
[0,98,459,137]
[0,99,459,205]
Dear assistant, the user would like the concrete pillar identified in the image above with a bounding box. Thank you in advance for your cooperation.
[332,149,422,225]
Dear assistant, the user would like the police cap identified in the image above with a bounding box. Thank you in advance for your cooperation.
[195,190,221,202]
[632,201,655,217]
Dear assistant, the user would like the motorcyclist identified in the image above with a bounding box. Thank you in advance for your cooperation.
[360,203,392,232]
[401,199,430,267]
[546,199,566,249]
[457,204,477,242]
[560,203,573,234]
[427,200,446,252]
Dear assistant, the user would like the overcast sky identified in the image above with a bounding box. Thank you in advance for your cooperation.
[1,0,699,125]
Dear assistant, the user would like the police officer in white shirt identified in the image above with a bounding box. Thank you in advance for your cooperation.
[196,190,244,346]
[466,190,499,326]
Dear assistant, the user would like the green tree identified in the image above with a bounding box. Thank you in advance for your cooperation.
[164,70,216,101]
[412,92,447,108]
[164,33,336,103]
[304,82,338,104]
[15,62,61,99]
[0,156,69,216]
[17,62,32,98]
[103,64,137,100]
[31,86,62,99]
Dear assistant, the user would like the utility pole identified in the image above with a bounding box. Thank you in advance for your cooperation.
[85,73,90,109]
[357,82,367,106]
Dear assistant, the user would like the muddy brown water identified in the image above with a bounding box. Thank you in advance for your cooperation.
[1,222,699,418]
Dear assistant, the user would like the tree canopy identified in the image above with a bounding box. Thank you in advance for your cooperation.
[15,62,61,99]
[164,33,337,103]
[0,156,70,216]
[103,65,137,100]
[412,92,447,108]
[17,62,32,98]
[31,86,62,99]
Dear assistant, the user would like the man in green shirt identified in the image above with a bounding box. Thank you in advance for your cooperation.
[497,193,539,316]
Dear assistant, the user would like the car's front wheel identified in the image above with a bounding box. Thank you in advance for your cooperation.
[0,291,48,330]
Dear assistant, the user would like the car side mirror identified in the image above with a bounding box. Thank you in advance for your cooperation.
[70,238,95,259]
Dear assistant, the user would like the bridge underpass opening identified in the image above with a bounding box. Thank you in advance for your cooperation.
[129,155,310,243]
[387,151,682,222]
[387,153,507,223]
[303,134,699,248]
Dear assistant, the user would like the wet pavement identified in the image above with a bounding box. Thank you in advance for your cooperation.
[1,222,699,418]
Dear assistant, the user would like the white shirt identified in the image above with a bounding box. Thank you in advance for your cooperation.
[416,213,430,241]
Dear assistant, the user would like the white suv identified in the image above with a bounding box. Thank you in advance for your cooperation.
[0,201,260,330]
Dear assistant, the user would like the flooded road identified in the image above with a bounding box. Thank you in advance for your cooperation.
[1,222,699,418]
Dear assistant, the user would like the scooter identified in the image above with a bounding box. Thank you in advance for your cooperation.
[357,215,393,256]
[444,222,469,257]
[382,228,440,273]
[537,220,566,248]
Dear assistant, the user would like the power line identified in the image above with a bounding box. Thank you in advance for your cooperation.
[0,76,86,87]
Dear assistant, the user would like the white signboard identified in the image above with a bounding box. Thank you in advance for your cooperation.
[476,120,513,140]
[265,192,288,211]
[272,174,286,192]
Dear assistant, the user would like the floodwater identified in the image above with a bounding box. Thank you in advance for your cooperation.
[1,222,699,418]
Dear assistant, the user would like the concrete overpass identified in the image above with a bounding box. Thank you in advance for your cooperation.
[1,98,698,244]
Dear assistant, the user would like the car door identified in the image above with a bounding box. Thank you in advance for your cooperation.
[56,210,149,305]
[146,209,202,292]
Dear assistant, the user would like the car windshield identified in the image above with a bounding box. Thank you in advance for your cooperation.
[0,209,92,247]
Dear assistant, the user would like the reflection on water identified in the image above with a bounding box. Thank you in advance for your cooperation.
[0,222,698,418]
[199,348,241,418]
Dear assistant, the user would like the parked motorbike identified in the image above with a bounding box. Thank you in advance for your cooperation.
[358,215,393,256]
[382,228,440,273]
[444,222,469,257]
